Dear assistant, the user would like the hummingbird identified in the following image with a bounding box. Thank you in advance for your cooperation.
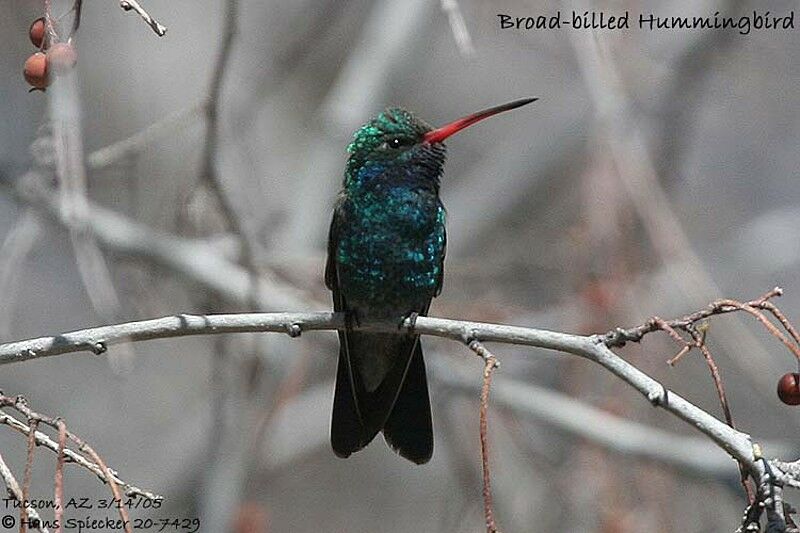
[326,97,536,463]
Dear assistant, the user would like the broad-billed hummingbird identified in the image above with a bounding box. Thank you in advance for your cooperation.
[326,98,536,463]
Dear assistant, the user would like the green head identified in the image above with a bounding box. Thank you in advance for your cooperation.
[344,98,537,191]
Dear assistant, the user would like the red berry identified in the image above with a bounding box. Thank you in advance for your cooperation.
[777,373,800,405]
[29,18,46,48]
[48,42,77,74]
[23,52,49,89]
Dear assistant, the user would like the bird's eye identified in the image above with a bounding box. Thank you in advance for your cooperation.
[381,137,411,150]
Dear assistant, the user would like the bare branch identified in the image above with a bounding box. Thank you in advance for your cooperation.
[467,340,501,533]
[604,288,789,351]
[54,420,66,533]
[0,450,48,533]
[715,298,800,361]
[440,0,475,57]
[46,51,131,372]
[119,0,167,36]
[72,441,132,533]
[0,410,160,500]
[0,211,42,339]
[9,177,314,311]
[0,307,770,474]
[190,0,263,324]
[0,290,794,528]
[21,418,39,533]
[86,103,205,170]
[196,0,247,241]
[43,0,59,47]
[431,361,796,479]
[8,394,140,531]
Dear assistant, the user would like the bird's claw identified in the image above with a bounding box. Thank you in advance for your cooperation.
[401,311,420,331]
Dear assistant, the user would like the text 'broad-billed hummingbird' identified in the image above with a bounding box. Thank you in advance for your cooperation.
[326,97,536,463]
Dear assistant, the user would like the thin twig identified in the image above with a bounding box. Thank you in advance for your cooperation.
[693,335,733,428]
[760,301,800,348]
[0,451,48,533]
[693,334,755,502]
[87,103,205,170]
[198,0,240,229]
[645,316,694,365]
[717,298,800,361]
[119,0,167,36]
[642,314,757,503]
[440,0,475,57]
[605,288,800,365]
[0,398,160,500]
[54,420,66,533]
[9,176,314,312]
[73,440,132,533]
[43,0,58,47]
[0,211,42,339]
[0,410,159,500]
[194,0,262,308]
[650,316,689,347]
[67,0,83,40]
[666,344,692,366]
[468,340,501,533]
[21,418,39,533]
[657,320,733,431]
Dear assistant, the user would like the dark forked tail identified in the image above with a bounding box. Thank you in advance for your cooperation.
[330,331,433,464]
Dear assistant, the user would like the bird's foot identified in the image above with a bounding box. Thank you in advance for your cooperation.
[401,311,420,332]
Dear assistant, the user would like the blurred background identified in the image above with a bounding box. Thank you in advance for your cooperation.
[1,0,799,531]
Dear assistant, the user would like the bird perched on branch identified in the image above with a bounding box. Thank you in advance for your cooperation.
[326,98,536,463]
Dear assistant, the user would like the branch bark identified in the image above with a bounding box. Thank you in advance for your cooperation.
[0,310,771,479]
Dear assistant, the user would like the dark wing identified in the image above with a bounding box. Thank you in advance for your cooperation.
[327,199,358,448]
[327,199,371,456]
[325,196,345,292]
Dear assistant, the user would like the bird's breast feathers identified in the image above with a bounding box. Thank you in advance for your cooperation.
[334,189,445,303]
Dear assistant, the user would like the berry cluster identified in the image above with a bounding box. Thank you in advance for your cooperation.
[23,17,77,91]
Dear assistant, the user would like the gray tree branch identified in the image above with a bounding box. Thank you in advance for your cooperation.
[0,310,779,478]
